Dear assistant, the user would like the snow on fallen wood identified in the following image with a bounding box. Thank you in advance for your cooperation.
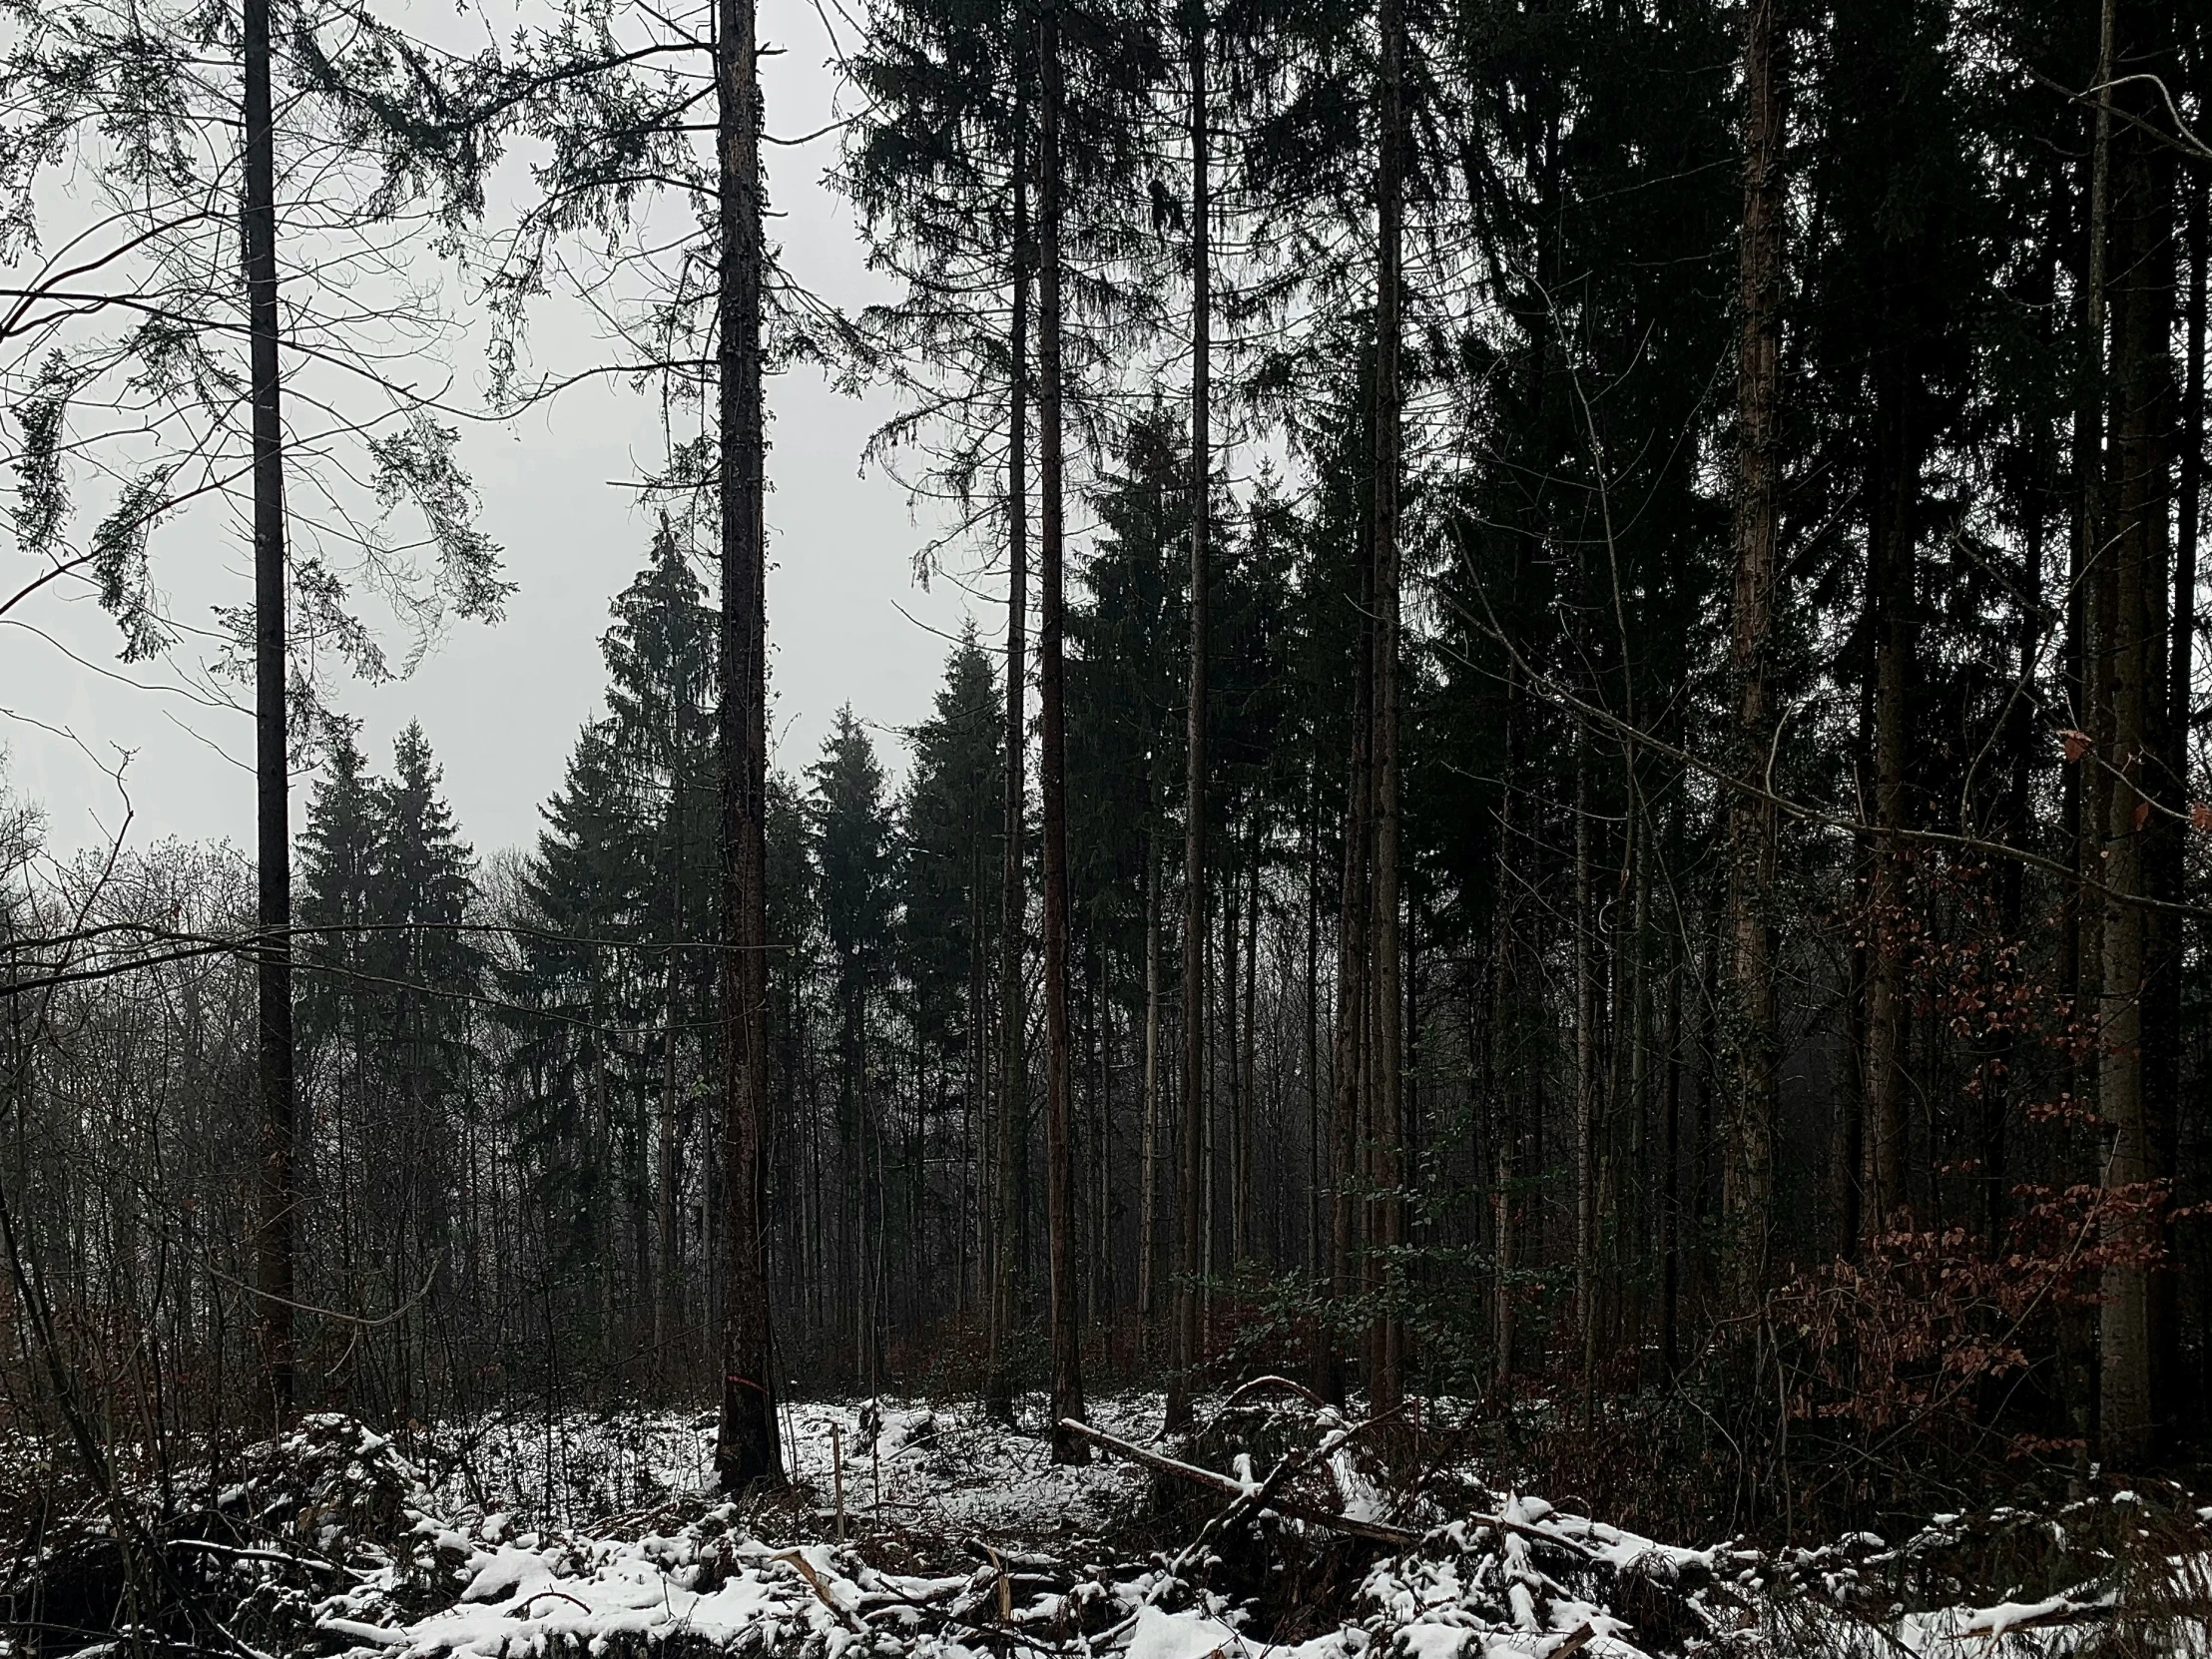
[1956,1594,2106,1638]
[1124,1603,1248,1659]
[12,1395,2208,1658]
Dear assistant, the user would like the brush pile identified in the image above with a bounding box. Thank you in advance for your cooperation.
[4,1390,2206,1657]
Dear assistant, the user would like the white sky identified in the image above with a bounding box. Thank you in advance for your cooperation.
[0,0,983,858]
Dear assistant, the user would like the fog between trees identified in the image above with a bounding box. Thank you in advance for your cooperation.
[2,0,2210,1547]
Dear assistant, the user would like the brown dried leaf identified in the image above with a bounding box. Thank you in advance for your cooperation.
[2060,729,2092,763]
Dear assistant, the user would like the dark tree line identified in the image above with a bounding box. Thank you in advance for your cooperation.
[3,0,2212,1531]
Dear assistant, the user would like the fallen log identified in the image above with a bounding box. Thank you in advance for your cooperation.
[1056,1418,1420,1550]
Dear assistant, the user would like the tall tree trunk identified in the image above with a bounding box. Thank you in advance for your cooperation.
[1036,0,1087,1464]
[2067,4,2118,1332]
[1306,772,1322,1279]
[966,835,986,1313]
[2172,172,2206,843]
[246,0,296,1427]
[1722,0,1781,1308]
[1367,0,1406,1421]
[1491,640,1525,1388]
[1167,0,1211,1436]
[1139,816,1162,1331]
[657,807,682,1362]
[714,0,779,1492]
[1864,316,1915,1234]
[2096,78,2175,1467]
[1238,830,1259,1267]
[1992,172,2067,1247]
[1660,930,1682,1377]
[1094,941,1113,1324]
[1862,12,1936,1237]
[1618,815,1648,1365]
[988,100,1031,1425]
[1572,713,1597,1368]
[1991,434,2044,1243]
[2147,134,2203,1442]
[1202,919,1216,1336]
[1320,436,1375,1410]
[1222,840,1242,1264]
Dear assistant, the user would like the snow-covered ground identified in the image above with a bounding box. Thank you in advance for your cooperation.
[411,1393,1158,1546]
[10,1393,2208,1658]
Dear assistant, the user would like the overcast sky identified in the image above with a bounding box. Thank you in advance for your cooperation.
[0,0,984,859]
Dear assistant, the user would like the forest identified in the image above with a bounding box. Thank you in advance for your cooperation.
[2,0,2212,1652]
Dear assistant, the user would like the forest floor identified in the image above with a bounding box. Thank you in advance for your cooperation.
[5,1386,2210,1657]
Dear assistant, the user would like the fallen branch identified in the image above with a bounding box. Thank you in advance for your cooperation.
[1469,1514,1602,1562]
[774,1548,866,1632]
[168,1538,346,1577]
[1954,1597,2117,1641]
[1057,1418,1419,1550]
[515,1588,593,1616]
[1207,1407,1403,1558]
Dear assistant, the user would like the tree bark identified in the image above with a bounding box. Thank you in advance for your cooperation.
[1222,840,1241,1265]
[1573,710,1597,1364]
[1036,0,1087,1464]
[1167,0,1211,1436]
[1138,814,1161,1330]
[1991,172,2063,1249]
[657,799,682,1362]
[2145,128,2203,1443]
[965,825,986,1313]
[1239,825,1259,1267]
[2171,171,2206,833]
[1863,312,1915,1235]
[2096,73,2175,1467]
[2067,0,2118,1305]
[246,0,295,1428]
[1320,407,1374,1410]
[987,95,1031,1425]
[1306,771,1322,1281]
[1093,940,1112,1323]
[1366,0,1405,1421]
[1721,0,1781,1308]
[1660,930,1682,1378]
[714,0,779,1492]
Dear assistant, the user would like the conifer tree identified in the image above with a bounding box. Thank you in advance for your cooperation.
[901,632,1007,1317]
[810,709,896,1385]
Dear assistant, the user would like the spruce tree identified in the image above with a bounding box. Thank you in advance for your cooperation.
[809,709,896,1386]
[901,633,1007,1324]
